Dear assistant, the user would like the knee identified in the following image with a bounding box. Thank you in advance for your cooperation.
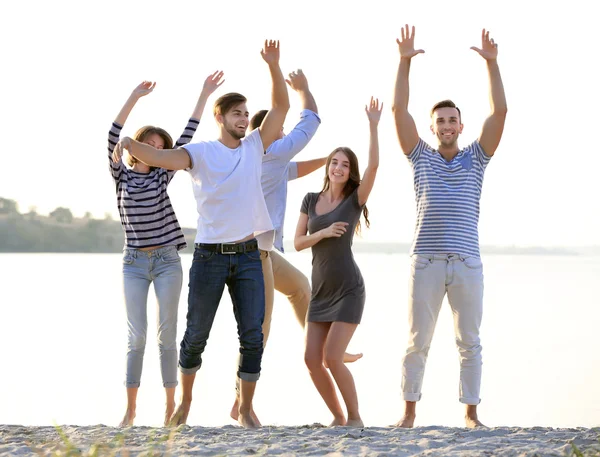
[304,352,322,372]
[456,339,482,358]
[157,327,177,350]
[323,351,343,370]
[128,333,146,351]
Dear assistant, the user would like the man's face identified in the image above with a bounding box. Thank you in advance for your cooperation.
[220,103,250,140]
[430,107,463,147]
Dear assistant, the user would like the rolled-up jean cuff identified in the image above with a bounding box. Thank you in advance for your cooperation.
[163,381,178,388]
[403,392,422,402]
[238,371,260,382]
[460,396,481,405]
[179,363,201,375]
[125,381,141,388]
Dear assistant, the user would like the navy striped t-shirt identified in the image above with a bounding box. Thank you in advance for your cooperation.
[107,119,199,250]
[407,138,492,257]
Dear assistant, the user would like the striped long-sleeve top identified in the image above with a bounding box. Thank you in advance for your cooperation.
[107,119,199,250]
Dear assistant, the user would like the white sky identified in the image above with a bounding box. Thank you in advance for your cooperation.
[1,0,598,247]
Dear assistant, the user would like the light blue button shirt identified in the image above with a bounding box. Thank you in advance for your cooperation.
[261,109,321,252]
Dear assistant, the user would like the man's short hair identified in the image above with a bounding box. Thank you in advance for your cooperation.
[213,92,247,117]
[430,99,461,122]
[249,110,268,130]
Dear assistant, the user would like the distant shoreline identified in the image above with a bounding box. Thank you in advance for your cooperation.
[1,212,598,256]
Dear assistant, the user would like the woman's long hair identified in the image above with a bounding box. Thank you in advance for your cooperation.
[320,147,370,235]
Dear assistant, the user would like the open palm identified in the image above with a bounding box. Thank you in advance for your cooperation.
[202,70,225,95]
[260,40,280,64]
[471,29,498,60]
[365,97,383,124]
[396,24,424,59]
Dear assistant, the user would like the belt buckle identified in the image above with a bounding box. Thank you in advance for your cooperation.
[220,243,237,254]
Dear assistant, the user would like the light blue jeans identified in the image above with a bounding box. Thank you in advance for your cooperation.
[122,245,183,388]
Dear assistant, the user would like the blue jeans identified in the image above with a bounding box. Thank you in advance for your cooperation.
[179,242,265,381]
[122,245,183,388]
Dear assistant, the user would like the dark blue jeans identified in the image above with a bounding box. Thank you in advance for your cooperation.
[179,243,265,381]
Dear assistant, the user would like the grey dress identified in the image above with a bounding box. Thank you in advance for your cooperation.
[300,188,366,324]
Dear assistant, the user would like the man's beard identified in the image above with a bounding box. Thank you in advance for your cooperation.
[226,126,246,140]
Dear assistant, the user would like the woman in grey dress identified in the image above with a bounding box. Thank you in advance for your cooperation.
[294,97,382,427]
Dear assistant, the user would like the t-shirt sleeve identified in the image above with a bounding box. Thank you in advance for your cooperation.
[406,138,430,164]
[268,110,321,161]
[287,162,299,181]
[300,193,312,215]
[182,142,203,177]
[107,122,125,183]
[244,128,265,157]
[471,140,492,169]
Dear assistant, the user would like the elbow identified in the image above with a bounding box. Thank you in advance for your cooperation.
[293,238,304,252]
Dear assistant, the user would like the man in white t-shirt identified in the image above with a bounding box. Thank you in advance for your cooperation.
[113,40,290,429]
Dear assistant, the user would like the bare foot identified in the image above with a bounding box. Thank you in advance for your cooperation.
[325,352,364,368]
[329,416,347,426]
[229,398,262,426]
[164,402,175,427]
[393,414,415,428]
[346,418,364,428]
[343,352,363,363]
[119,409,135,428]
[168,401,190,427]
[465,416,486,428]
[238,412,260,429]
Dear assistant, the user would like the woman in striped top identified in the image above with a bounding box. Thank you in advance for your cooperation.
[108,72,224,427]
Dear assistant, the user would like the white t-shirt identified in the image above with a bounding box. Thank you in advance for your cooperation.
[183,129,274,250]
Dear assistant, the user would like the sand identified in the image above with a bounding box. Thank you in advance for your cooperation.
[1,424,599,456]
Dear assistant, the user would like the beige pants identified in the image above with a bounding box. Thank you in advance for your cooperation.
[260,249,310,345]
[402,253,484,405]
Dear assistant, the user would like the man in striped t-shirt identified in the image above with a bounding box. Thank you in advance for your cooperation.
[392,26,507,428]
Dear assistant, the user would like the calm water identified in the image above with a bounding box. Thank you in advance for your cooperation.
[0,252,598,428]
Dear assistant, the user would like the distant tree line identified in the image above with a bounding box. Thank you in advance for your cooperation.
[0,197,196,253]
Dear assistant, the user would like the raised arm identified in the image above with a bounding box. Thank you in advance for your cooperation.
[357,97,382,206]
[113,137,191,171]
[108,81,155,179]
[392,25,424,155]
[286,69,317,113]
[471,29,507,157]
[174,71,226,148]
[293,157,327,179]
[258,40,290,150]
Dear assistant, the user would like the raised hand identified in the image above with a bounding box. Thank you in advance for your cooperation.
[113,137,132,164]
[285,69,309,92]
[322,221,349,238]
[396,25,425,60]
[131,81,156,99]
[260,40,280,65]
[365,97,383,125]
[471,29,498,61]
[202,70,225,96]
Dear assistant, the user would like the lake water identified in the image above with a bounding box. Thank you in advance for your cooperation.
[0,252,598,428]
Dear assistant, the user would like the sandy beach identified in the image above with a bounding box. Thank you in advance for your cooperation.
[1,424,599,456]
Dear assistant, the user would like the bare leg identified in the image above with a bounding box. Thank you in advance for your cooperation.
[305,322,346,426]
[119,387,138,427]
[164,387,176,427]
[324,322,363,428]
[237,379,260,429]
[465,404,486,428]
[230,379,261,426]
[168,372,195,426]
[393,401,416,428]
